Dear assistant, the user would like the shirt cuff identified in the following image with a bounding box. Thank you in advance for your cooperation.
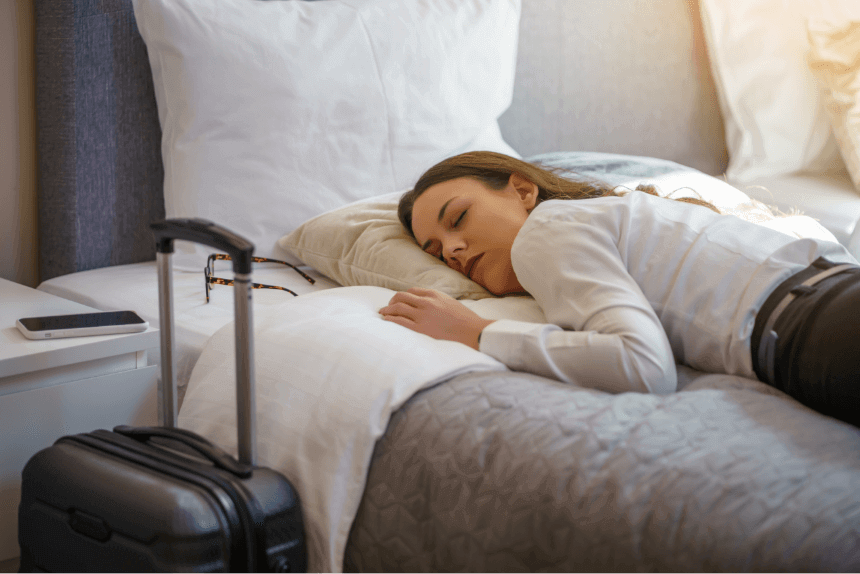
[478,319,561,371]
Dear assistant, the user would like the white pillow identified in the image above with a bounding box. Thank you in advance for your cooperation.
[697,0,860,183]
[178,286,526,572]
[808,19,860,194]
[132,0,521,269]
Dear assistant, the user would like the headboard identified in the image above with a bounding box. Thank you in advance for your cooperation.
[35,0,164,282]
[34,0,727,282]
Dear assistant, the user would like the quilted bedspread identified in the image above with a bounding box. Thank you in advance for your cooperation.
[346,367,860,571]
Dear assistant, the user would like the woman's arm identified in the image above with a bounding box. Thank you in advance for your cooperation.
[478,307,676,394]
[499,209,677,394]
[379,283,676,395]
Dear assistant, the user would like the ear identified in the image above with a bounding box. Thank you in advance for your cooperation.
[508,172,539,211]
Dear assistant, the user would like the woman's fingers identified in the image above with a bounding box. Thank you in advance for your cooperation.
[379,300,418,318]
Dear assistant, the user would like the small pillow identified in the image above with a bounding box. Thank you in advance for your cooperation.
[808,19,860,193]
[132,0,521,269]
[281,192,495,300]
[280,152,839,299]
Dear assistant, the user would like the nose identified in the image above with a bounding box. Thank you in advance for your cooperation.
[442,239,467,271]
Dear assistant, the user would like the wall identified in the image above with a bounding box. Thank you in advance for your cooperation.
[0,0,37,287]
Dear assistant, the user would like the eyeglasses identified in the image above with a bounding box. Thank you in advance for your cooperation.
[204,253,316,303]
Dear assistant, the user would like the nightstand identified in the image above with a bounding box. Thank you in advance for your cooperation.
[0,278,159,563]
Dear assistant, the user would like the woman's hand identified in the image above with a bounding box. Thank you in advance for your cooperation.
[379,287,494,350]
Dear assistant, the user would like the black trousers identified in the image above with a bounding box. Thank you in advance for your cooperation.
[751,257,860,427]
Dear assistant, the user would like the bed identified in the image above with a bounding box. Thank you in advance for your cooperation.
[32,0,860,572]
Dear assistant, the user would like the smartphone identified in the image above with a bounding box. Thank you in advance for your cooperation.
[16,310,149,340]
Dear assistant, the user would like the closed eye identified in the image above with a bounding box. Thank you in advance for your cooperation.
[428,209,467,264]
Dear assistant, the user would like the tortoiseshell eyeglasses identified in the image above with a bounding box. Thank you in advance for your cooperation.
[204,253,316,303]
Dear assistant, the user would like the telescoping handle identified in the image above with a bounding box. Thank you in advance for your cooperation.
[150,218,257,466]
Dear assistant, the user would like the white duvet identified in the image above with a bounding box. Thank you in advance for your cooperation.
[178,286,551,572]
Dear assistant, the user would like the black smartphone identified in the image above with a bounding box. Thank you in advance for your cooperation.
[16,310,149,340]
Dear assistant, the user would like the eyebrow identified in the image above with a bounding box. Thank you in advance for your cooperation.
[438,197,456,223]
[420,197,457,252]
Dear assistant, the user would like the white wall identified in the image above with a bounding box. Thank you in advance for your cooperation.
[0,0,37,287]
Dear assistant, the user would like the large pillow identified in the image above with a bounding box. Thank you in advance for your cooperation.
[132,0,521,269]
[280,152,840,299]
[697,0,860,183]
[808,19,860,194]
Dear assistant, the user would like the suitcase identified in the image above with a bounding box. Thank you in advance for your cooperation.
[17,218,307,572]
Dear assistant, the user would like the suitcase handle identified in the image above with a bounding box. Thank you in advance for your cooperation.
[149,218,257,465]
[150,218,254,274]
[113,425,253,478]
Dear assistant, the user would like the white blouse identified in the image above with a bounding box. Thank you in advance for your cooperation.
[479,192,856,394]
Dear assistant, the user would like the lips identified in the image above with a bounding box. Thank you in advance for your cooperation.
[465,253,483,281]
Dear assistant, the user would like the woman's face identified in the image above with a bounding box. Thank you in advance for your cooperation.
[410,174,538,296]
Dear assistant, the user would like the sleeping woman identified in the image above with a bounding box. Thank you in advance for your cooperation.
[379,151,860,427]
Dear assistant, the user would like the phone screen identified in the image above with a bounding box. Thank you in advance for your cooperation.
[19,311,146,332]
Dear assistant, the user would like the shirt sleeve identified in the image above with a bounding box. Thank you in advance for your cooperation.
[479,205,677,395]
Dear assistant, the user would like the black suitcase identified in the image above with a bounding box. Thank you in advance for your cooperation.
[17,219,307,572]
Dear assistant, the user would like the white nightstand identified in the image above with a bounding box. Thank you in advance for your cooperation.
[0,278,159,563]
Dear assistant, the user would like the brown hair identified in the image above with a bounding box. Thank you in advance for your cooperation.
[398,151,719,237]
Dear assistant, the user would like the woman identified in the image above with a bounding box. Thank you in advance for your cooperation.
[379,151,860,427]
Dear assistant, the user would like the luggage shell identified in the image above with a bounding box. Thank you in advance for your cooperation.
[17,219,307,572]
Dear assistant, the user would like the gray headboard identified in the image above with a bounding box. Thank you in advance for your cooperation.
[35,0,163,282]
[35,0,727,282]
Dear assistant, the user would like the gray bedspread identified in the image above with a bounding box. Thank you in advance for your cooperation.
[345,368,860,571]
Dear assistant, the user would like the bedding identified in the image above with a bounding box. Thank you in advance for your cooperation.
[179,286,860,572]
[132,0,521,271]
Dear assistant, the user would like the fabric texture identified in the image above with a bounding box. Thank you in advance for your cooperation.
[34,0,165,281]
[344,368,860,571]
[132,0,521,271]
[281,152,841,299]
[808,19,860,193]
[697,0,860,183]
